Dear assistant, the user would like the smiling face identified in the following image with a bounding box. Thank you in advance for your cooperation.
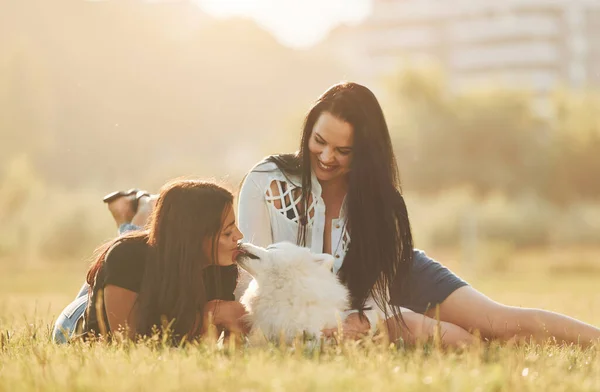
[204,205,244,266]
[308,111,354,184]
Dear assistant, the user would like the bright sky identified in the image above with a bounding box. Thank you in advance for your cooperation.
[193,0,372,48]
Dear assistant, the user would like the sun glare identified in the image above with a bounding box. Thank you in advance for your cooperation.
[192,0,371,48]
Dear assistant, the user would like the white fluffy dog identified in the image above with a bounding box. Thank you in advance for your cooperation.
[237,242,350,343]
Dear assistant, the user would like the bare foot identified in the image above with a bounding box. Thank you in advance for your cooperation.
[131,194,158,227]
[107,196,136,227]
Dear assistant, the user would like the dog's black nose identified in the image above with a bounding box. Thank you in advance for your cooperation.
[235,244,260,260]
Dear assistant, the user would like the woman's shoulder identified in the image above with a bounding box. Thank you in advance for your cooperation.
[100,235,149,293]
[245,155,302,186]
[105,235,149,267]
[247,155,283,173]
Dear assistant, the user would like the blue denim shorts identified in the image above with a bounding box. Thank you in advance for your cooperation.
[389,249,469,313]
[52,282,89,344]
[52,223,140,344]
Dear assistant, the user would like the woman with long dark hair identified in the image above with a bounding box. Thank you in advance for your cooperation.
[53,179,248,343]
[236,82,600,346]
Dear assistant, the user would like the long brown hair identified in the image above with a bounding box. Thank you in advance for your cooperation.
[86,179,233,340]
[267,82,414,327]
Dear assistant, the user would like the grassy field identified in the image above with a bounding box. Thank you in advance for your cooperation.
[1,247,599,391]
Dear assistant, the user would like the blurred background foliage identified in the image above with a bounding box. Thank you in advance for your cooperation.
[1,0,599,265]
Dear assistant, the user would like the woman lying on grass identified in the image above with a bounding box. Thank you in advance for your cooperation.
[72,85,600,348]
[53,180,249,343]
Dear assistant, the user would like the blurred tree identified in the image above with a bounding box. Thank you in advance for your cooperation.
[546,90,600,203]
[0,48,54,166]
[0,0,347,191]
[389,68,543,197]
[0,154,45,259]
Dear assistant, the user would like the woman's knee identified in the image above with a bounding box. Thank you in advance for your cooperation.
[387,312,475,347]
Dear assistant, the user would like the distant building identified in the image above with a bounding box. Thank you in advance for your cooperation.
[331,0,600,113]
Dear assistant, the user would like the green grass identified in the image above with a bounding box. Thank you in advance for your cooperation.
[1,248,599,391]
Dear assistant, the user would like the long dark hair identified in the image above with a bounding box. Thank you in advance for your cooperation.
[267,82,414,325]
[86,180,234,340]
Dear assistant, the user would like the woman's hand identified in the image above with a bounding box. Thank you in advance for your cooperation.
[203,300,250,335]
[322,312,371,340]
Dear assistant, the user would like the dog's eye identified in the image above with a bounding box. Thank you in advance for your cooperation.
[241,250,260,260]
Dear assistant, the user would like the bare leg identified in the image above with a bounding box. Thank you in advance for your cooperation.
[385,311,477,347]
[107,195,136,227]
[130,194,158,227]
[432,286,600,347]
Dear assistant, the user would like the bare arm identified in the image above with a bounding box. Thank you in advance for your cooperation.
[201,300,250,336]
[103,284,139,339]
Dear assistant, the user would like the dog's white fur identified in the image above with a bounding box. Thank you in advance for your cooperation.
[237,242,349,343]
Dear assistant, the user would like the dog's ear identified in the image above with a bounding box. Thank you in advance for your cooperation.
[313,253,335,272]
